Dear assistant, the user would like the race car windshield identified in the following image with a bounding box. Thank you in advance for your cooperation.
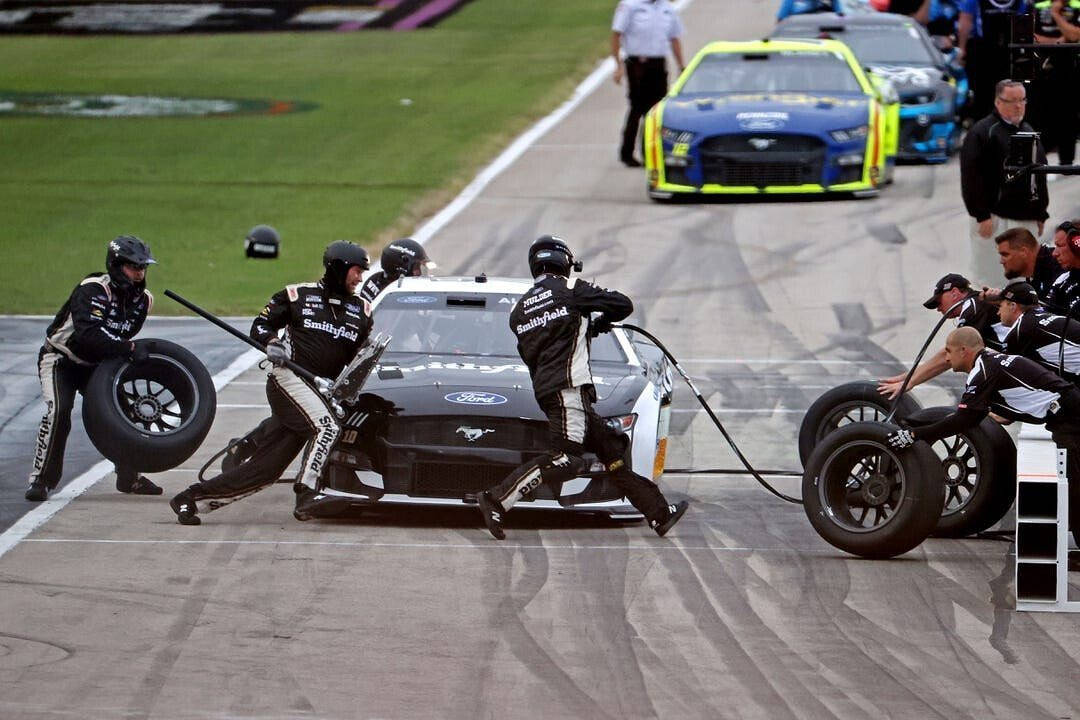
[373,292,626,362]
[777,26,938,65]
[680,52,863,95]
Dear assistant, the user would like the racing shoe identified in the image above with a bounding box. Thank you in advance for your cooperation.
[477,491,506,540]
[650,500,689,538]
[117,474,163,495]
[294,487,326,522]
[169,491,201,526]
[25,481,48,502]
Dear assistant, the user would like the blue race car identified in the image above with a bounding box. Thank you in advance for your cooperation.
[643,38,896,200]
[773,12,968,162]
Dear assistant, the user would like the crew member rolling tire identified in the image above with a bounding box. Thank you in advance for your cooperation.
[802,422,945,559]
[798,381,923,467]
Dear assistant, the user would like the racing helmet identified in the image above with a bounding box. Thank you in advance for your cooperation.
[105,235,156,290]
[245,224,280,259]
[528,235,581,278]
[381,238,433,279]
[323,240,371,295]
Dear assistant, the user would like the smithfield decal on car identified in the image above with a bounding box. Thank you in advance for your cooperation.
[736,111,789,131]
[444,391,508,405]
[0,92,316,118]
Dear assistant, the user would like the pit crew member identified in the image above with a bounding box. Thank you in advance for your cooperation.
[1046,222,1080,315]
[476,235,689,540]
[878,273,1005,398]
[887,326,1080,546]
[169,241,372,525]
[998,282,1080,382]
[357,237,435,304]
[26,236,159,502]
[988,227,1062,298]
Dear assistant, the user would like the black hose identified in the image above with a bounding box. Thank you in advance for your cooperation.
[615,323,803,505]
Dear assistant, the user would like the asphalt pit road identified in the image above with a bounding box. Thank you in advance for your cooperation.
[0,634,72,669]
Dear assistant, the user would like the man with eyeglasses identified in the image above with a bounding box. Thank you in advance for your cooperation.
[961,79,1049,286]
[25,235,160,502]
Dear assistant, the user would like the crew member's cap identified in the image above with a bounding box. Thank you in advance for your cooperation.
[1000,282,1038,306]
[923,273,971,309]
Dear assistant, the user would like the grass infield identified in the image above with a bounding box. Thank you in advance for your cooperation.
[0,1,615,315]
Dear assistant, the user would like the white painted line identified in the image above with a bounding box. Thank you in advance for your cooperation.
[672,408,804,414]
[218,403,270,409]
[678,358,902,366]
[0,347,265,561]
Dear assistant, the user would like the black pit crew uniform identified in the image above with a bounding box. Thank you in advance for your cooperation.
[358,270,393,305]
[479,274,683,533]
[1045,269,1080,316]
[175,282,371,517]
[910,349,1080,544]
[29,272,152,497]
[1003,308,1080,382]
[1025,244,1065,298]
[955,293,1008,350]
[1033,0,1079,165]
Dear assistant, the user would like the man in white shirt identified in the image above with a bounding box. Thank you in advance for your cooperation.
[611,0,685,167]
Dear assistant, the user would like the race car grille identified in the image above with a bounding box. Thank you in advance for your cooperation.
[699,134,825,187]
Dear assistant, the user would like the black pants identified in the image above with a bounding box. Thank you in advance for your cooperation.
[621,57,667,162]
[486,386,669,522]
[183,367,336,513]
[1048,423,1080,548]
[1030,59,1078,165]
[29,347,139,490]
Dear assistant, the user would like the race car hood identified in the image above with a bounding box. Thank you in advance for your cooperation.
[866,63,947,98]
[662,92,870,135]
[358,354,646,418]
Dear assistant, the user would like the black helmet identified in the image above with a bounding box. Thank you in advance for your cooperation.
[381,238,433,279]
[245,224,280,259]
[106,235,156,290]
[323,240,370,295]
[528,235,580,278]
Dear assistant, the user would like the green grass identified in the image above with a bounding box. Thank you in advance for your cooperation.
[0,1,616,314]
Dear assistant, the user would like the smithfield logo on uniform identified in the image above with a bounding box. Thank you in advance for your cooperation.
[0,92,317,118]
[444,391,508,406]
[516,306,569,334]
[736,112,789,131]
[302,318,359,341]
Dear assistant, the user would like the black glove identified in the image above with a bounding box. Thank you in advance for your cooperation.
[885,429,916,450]
[129,343,149,364]
[588,318,613,339]
[265,340,288,367]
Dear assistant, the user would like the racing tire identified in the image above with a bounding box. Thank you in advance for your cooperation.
[82,338,216,473]
[904,407,1016,538]
[798,381,923,468]
[802,422,945,559]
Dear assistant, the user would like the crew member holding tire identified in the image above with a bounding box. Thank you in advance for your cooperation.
[25,236,160,502]
[887,326,1080,546]
[878,273,1005,399]
[357,237,435,304]
[998,281,1080,381]
[475,235,688,540]
[169,241,372,525]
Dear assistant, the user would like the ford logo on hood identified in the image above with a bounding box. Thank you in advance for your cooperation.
[736,111,788,131]
[444,391,508,405]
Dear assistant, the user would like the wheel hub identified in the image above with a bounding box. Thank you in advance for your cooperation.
[942,456,965,486]
[133,395,163,423]
[861,473,892,506]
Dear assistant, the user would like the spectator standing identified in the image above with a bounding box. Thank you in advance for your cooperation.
[960,79,1049,284]
[957,0,1029,118]
[611,0,685,167]
[1031,0,1079,164]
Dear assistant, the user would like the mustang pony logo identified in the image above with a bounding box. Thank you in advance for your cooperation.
[456,426,495,443]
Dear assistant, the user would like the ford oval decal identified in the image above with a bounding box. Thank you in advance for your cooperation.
[445,391,508,405]
[398,295,438,304]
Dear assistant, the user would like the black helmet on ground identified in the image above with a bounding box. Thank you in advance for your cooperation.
[245,225,280,259]
[323,241,370,295]
[528,235,581,278]
[381,238,433,279]
[106,235,156,291]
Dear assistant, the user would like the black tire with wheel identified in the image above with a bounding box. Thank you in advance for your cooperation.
[83,338,216,473]
[904,407,1016,538]
[802,422,945,559]
[798,381,923,468]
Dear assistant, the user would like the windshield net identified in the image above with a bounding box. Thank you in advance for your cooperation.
[373,292,626,362]
[679,50,863,95]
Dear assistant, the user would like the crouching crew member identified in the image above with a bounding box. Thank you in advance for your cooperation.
[26,236,159,501]
[357,237,435,304]
[879,273,1005,399]
[476,235,689,540]
[887,327,1080,546]
[169,241,372,525]
[998,282,1080,382]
